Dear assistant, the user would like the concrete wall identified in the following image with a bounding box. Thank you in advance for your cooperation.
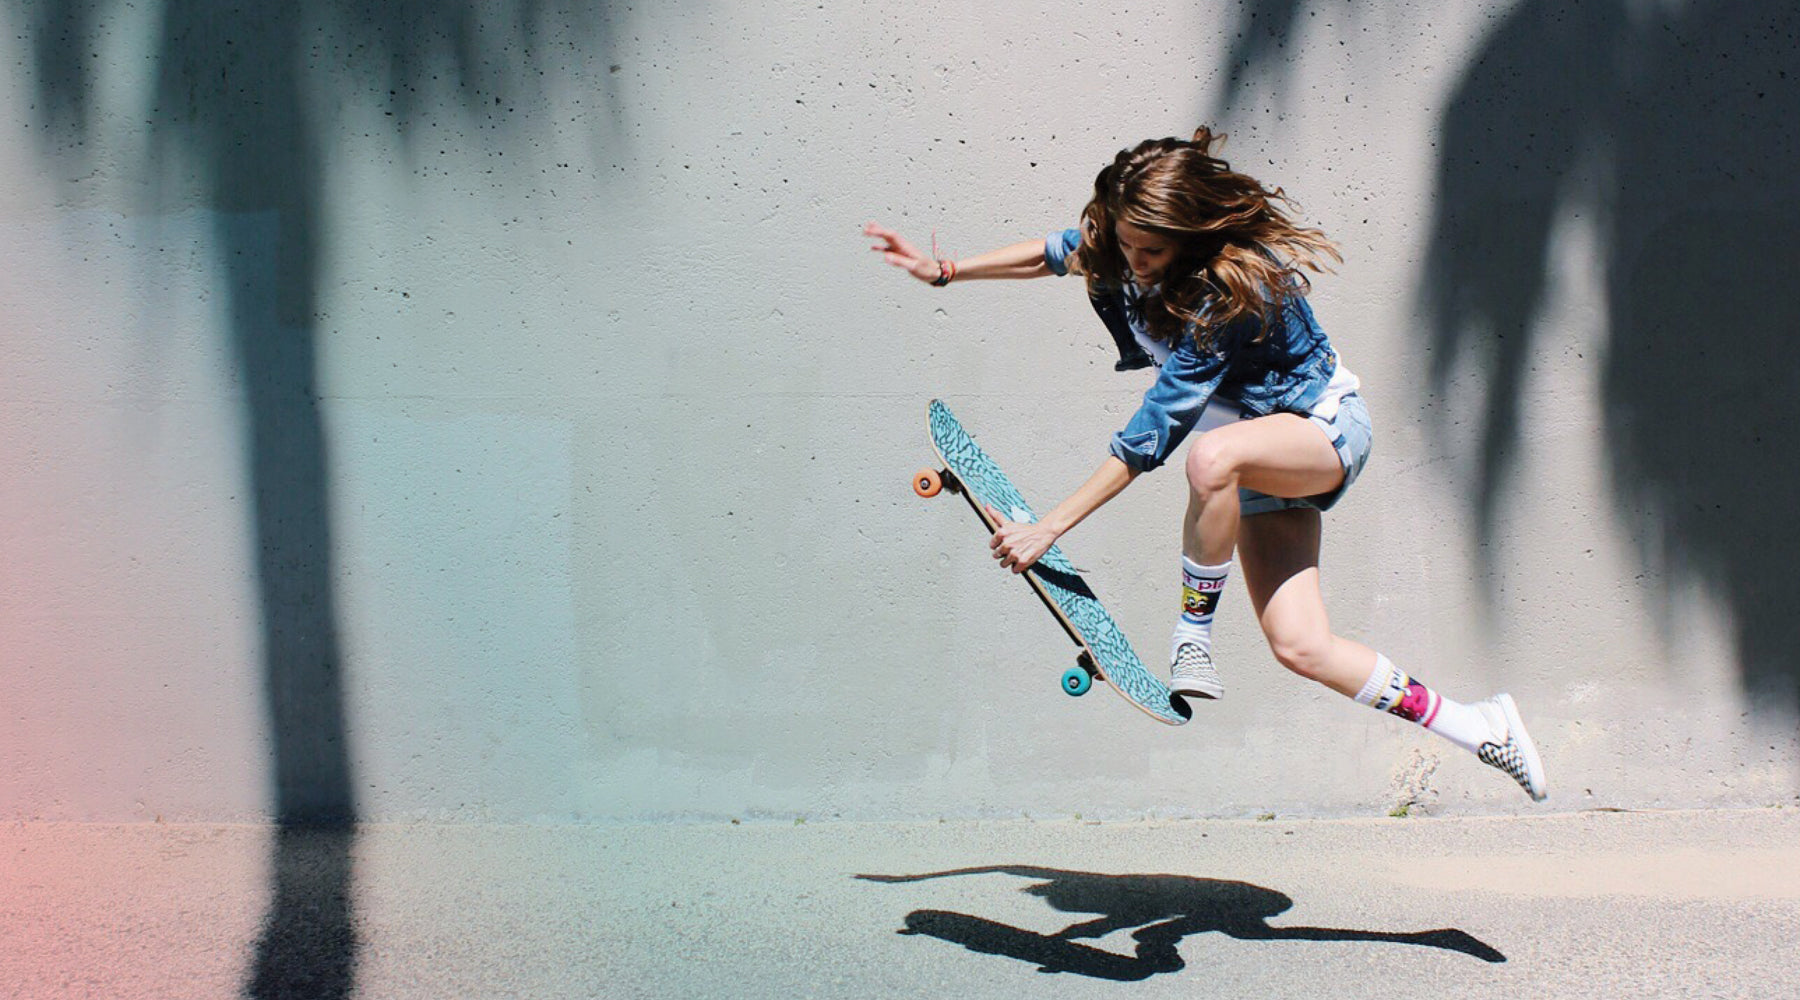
[3,0,1797,824]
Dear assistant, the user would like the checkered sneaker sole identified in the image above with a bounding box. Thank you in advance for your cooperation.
[1169,643,1223,699]
[1477,694,1547,802]
[1477,739,1532,792]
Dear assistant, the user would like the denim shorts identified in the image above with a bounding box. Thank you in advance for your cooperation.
[1192,391,1374,517]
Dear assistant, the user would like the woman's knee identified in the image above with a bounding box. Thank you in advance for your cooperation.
[1264,628,1335,682]
[1185,435,1240,497]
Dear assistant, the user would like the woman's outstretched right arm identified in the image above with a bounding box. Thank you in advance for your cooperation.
[864,222,1053,285]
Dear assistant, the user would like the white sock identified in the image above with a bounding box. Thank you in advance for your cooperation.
[1171,556,1231,657]
[1353,653,1496,754]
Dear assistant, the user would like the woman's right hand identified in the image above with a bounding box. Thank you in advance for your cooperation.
[987,506,1061,575]
[864,222,942,284]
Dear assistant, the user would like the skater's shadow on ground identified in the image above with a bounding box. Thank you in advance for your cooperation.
[858,865,1503,981]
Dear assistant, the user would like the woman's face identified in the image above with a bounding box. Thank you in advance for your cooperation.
[1114,220,1178,286]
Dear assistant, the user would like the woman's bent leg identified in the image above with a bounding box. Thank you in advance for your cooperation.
[1167,413,1346,697]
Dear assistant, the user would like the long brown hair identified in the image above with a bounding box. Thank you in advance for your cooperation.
[1075,128,1340,347]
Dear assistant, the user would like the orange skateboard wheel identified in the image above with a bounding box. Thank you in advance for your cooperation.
[913,468,944,498]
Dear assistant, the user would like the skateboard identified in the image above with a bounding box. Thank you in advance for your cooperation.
[914,399,1190,726]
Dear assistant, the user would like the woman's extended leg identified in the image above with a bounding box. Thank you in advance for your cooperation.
[1236,508,1548,801]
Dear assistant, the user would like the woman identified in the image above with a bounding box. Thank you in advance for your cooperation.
[866,128,1547,801]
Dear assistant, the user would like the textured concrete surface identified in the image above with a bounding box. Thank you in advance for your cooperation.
[4,809,1798,999]
[3,0,1798,826]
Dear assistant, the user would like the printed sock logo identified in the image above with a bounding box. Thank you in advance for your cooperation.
[1388,682,1441,726]
[1181,583,1221,620]
[1372,667,1412,713]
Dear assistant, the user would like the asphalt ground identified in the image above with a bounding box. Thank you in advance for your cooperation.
[4,809,1798,999]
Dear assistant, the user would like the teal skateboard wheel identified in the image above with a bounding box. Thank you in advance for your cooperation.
[1061,666,1092,697]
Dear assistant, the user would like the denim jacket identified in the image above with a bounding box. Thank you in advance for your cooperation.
[1045,226,1343,473]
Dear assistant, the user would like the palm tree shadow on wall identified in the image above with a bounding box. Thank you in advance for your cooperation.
[1423,1,1800,717]
[860,866,1503,980]
[16,2,620,996]
[1217,1,1800,718]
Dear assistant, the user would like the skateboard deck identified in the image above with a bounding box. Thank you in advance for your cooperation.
[916,399,1190,726]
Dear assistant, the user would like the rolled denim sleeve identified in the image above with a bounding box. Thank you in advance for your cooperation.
[1043,227,1082,276]
[1108,334,1233,472]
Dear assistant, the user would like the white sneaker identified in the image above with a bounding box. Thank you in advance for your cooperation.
[1169,643,1223,699]
[1474,694,1547,802]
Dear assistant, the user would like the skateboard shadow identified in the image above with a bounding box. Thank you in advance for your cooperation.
[858,865,1503,980]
